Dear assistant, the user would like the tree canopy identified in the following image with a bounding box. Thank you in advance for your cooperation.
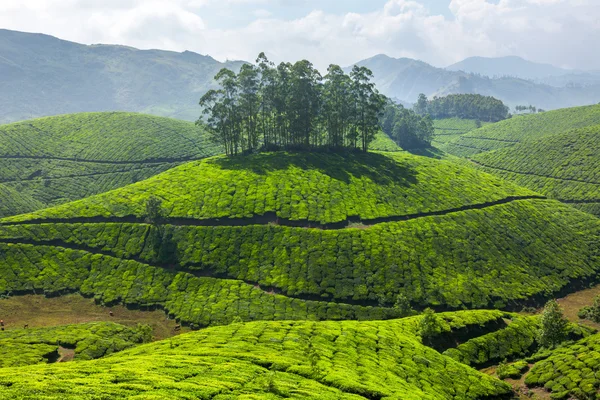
[380,101,434,149]
[415,93,510,122]
[199,53,386,155]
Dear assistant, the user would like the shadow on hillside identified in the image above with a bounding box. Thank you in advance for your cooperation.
[405,146,445,160]
[209,151,418,186]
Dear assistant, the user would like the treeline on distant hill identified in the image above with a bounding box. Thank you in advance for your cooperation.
[200,53,386,156]
[414,93,510,122]
[380,103,434,149]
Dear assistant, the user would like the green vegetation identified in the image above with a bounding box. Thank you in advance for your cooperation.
[0,312,513,399]
[0,153,598,313]
[432,118,491,149]
[472,125,600,216]
[578,295,600,323]
[368,130,402,152]
[380,101,435,149]
[444,104,600,157]
[2,151,537,224]
[537,300,570,349]
[201,53,385,154]
[0,322,150,367]
[525,333,600,399]
[496,360,529,379]
[443,315,540,366]
[0,112,221,218]
[415,93,509,122]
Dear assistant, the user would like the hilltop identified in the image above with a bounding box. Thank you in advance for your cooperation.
[0,151,598,326]
[472,125,600,216]
[0,112,221,217]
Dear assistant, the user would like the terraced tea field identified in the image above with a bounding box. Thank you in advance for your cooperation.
[0,112,221,217]
[443,104,600,157]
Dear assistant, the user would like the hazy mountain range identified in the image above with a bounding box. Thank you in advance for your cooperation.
[1,29,599,124]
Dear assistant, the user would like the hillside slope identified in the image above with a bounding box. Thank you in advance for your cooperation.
[0,152,598,321]
[0,29,244,123]
[443,104,600,157]
[0,112,221,217]
[0,312,514,399]
[472,126,600,216]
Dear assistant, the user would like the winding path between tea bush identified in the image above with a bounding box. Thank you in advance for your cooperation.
[0,195,547,230]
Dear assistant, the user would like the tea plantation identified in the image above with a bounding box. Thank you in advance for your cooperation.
[524,333,600,398]
[443,104,600,157]
[0,311,517,399]
[2,151,538,224]
[432,118,490,150]
[0,112,221,217]
[0,322,151,367]
[472,125,600,216]
[0,152,599,315]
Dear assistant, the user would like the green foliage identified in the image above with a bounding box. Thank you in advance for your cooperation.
[0,322,149,367]
[419,93,510,122]
[380,101,434,149]
[473,125,600,216]
[496,360,529,379]
[443,316,539,366]
[144,196,166,226]
[1,198,598,311]
[368,130,402,152]
[431,118,491,149]
[444,104,600,157]
[537,300,569,349]
[201,54,385,154]
[0,316,513,399]
[3,151,536,224]
[0,112,221,218]
[418,308,445,344]
[578,295,600,323]
[525,333,600,399]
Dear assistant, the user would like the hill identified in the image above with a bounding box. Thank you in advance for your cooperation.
[472,126,600,216]
[432,118,491,149]
[0,29,244,123]
[0,112,221,218]
[446,56,572,80]
[443,104,600,157]
[353,54,600,110]
[0,151,599,325]
[0,311,518,399]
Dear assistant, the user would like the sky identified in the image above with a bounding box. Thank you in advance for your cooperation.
[0,0,598,70]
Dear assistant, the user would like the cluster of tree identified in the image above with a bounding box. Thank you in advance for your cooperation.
[380,102,434,149]
[514,105,545,114]
[414,93,510,122]
[578,295,600,323]
[199,53,386,155]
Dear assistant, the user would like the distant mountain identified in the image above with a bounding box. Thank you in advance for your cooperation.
[0,29,244,124]
[446,56,572,80]
[353,54,600,110]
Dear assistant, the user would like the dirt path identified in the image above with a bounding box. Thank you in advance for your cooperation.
[0,294,188,340]
[556,283,600,330]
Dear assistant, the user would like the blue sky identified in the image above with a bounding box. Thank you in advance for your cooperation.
[0,0,598,70]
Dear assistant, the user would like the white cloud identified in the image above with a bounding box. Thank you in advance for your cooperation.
[0,0,598,70]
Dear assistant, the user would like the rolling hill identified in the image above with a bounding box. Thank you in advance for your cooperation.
[0,151,598,327]
[354,54,600,110]
[432,118,491,149]
[442,104,600,157]
[0,29,244,123]
[0,311,518,399]
[472,126,600,216]
[0,112,221,218]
